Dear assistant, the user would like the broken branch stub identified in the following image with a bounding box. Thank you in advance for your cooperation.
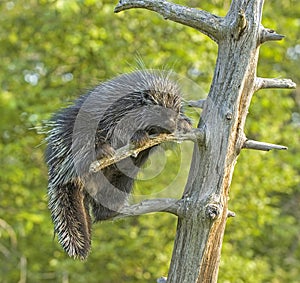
[242,139,288,151]
[255,77,296,91]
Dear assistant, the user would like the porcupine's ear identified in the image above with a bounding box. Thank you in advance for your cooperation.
[48,180,92,260]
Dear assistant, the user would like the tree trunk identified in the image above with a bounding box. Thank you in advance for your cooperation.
[167,3,259,281]
[167,1,293,282]
[114,0,296,282]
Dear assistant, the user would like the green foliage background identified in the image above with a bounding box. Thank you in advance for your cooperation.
[0,0,299,282]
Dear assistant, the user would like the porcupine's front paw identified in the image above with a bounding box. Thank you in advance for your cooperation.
[130,130,150,148]
[95,143,115,160]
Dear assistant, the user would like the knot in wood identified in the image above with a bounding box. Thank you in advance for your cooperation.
[225,112,233,120]
[205,203,222,220]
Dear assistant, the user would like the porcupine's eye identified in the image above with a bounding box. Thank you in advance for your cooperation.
[147,125,172,135]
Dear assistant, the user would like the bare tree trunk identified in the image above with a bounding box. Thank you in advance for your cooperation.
[166,1,262,281]
[112,0,296,282]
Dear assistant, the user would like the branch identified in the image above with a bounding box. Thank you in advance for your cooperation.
[255,77,296,91]
[242,139,288,151]
[89,129,205,173]
[111,198,183,220]
[157,277,167,283]
[114,0,224,42]
[260,27,285,44]
[187,99,206,109]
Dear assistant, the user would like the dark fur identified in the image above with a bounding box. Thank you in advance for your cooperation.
[45,70,192,259]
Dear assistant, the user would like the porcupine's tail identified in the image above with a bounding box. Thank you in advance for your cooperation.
[45,104,93,260]
[48,179,92,260]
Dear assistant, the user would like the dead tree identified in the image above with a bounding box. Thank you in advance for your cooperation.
[100,0,296,282]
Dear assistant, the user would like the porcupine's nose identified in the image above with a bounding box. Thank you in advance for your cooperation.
[176,117,192,133]
[160,118,177,134]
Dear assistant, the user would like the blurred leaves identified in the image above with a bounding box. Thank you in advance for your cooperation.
[0,0,299,282]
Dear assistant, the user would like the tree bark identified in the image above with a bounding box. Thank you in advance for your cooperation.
[114,0,296,282]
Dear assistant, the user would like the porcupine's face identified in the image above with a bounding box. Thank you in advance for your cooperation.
[141,89,192,135]
[142,90,181,134]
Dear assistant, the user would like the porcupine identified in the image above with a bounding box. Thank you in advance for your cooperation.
[45,69,192,260]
